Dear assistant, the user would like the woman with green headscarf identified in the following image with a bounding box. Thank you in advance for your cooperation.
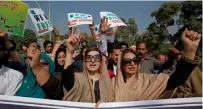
[16,44,63,100]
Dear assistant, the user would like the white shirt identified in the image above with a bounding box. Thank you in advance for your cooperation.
[99,35,115,55]
[0,65,23,96]
[113,64,117,75]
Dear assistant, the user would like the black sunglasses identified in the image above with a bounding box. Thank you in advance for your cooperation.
[85,55,101,62]
[121,57,138,64]
[40,61,49,65]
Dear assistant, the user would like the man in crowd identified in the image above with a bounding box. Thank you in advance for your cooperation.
[43,40,54,56]
[108,44,120,75]
[136,41,165,74]
[0,30,23,95]
[120,41,128,51]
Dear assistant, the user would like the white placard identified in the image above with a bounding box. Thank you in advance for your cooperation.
[28,8,53,36]
[68,13,93,27]
[100,11,127,27]
[94,24,114,41]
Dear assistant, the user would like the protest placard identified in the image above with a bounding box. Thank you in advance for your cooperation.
[68,13,93,27]
[100,11,127,27]
[0,1,29,36]
[28,8,53,36]
[94,24,114,41]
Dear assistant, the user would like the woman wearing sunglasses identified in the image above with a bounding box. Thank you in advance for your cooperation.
[62,35,114,103]
[113,30,201,102]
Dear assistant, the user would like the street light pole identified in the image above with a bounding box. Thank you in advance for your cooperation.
[49,0,51,41]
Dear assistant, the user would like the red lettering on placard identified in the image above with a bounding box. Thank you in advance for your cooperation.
[0,2,18,11]
[111,20,122,23]
[79,19,93,22]
[38,28,49,33]
[68,20,78,26]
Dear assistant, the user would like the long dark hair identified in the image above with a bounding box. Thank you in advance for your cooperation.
[54,45,66,72]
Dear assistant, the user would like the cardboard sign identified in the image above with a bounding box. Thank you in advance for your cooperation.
[100,11,127,27]
[94,24,114,41]
[68,13,93,27]
[0,1,29,36]
[28,8,53,36]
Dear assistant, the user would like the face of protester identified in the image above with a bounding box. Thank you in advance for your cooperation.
[57,51,65,66]
[121,52,139,76]
[157,55,167,63]
[136,43,148,58]
[85,51,101,73]
[110,49,120,65]
[45,43,53,53]
[120,45,127,51]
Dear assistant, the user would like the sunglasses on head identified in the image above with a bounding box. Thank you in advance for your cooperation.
[40,61,49,65]
[85,55,101,62]
[121,57,138,64]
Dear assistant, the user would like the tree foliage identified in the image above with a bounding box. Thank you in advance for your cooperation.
[116,18,138,44]
[143,1,202,55]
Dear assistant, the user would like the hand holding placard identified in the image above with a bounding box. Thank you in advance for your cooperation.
[100,11,127,27]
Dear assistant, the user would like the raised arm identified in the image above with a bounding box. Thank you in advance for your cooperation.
[112,26,118,37]
[52,26,61,41]
[27,46,50,86]
[64,32,80,69]
[27,46,63,100]
[51,42,62,62]
[89,21,96,42]
[62,33,81,91]
[166,30,201,90]
[50,26,63,61]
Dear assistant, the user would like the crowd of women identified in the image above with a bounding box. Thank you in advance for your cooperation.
[0,17,202,106]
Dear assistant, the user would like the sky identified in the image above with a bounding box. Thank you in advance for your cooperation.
[24,1,179,35]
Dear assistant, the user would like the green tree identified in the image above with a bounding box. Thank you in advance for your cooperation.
[116,18,138,44]
[173,1,202,56]
[146,2,180,53]
[147,1,202,56]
